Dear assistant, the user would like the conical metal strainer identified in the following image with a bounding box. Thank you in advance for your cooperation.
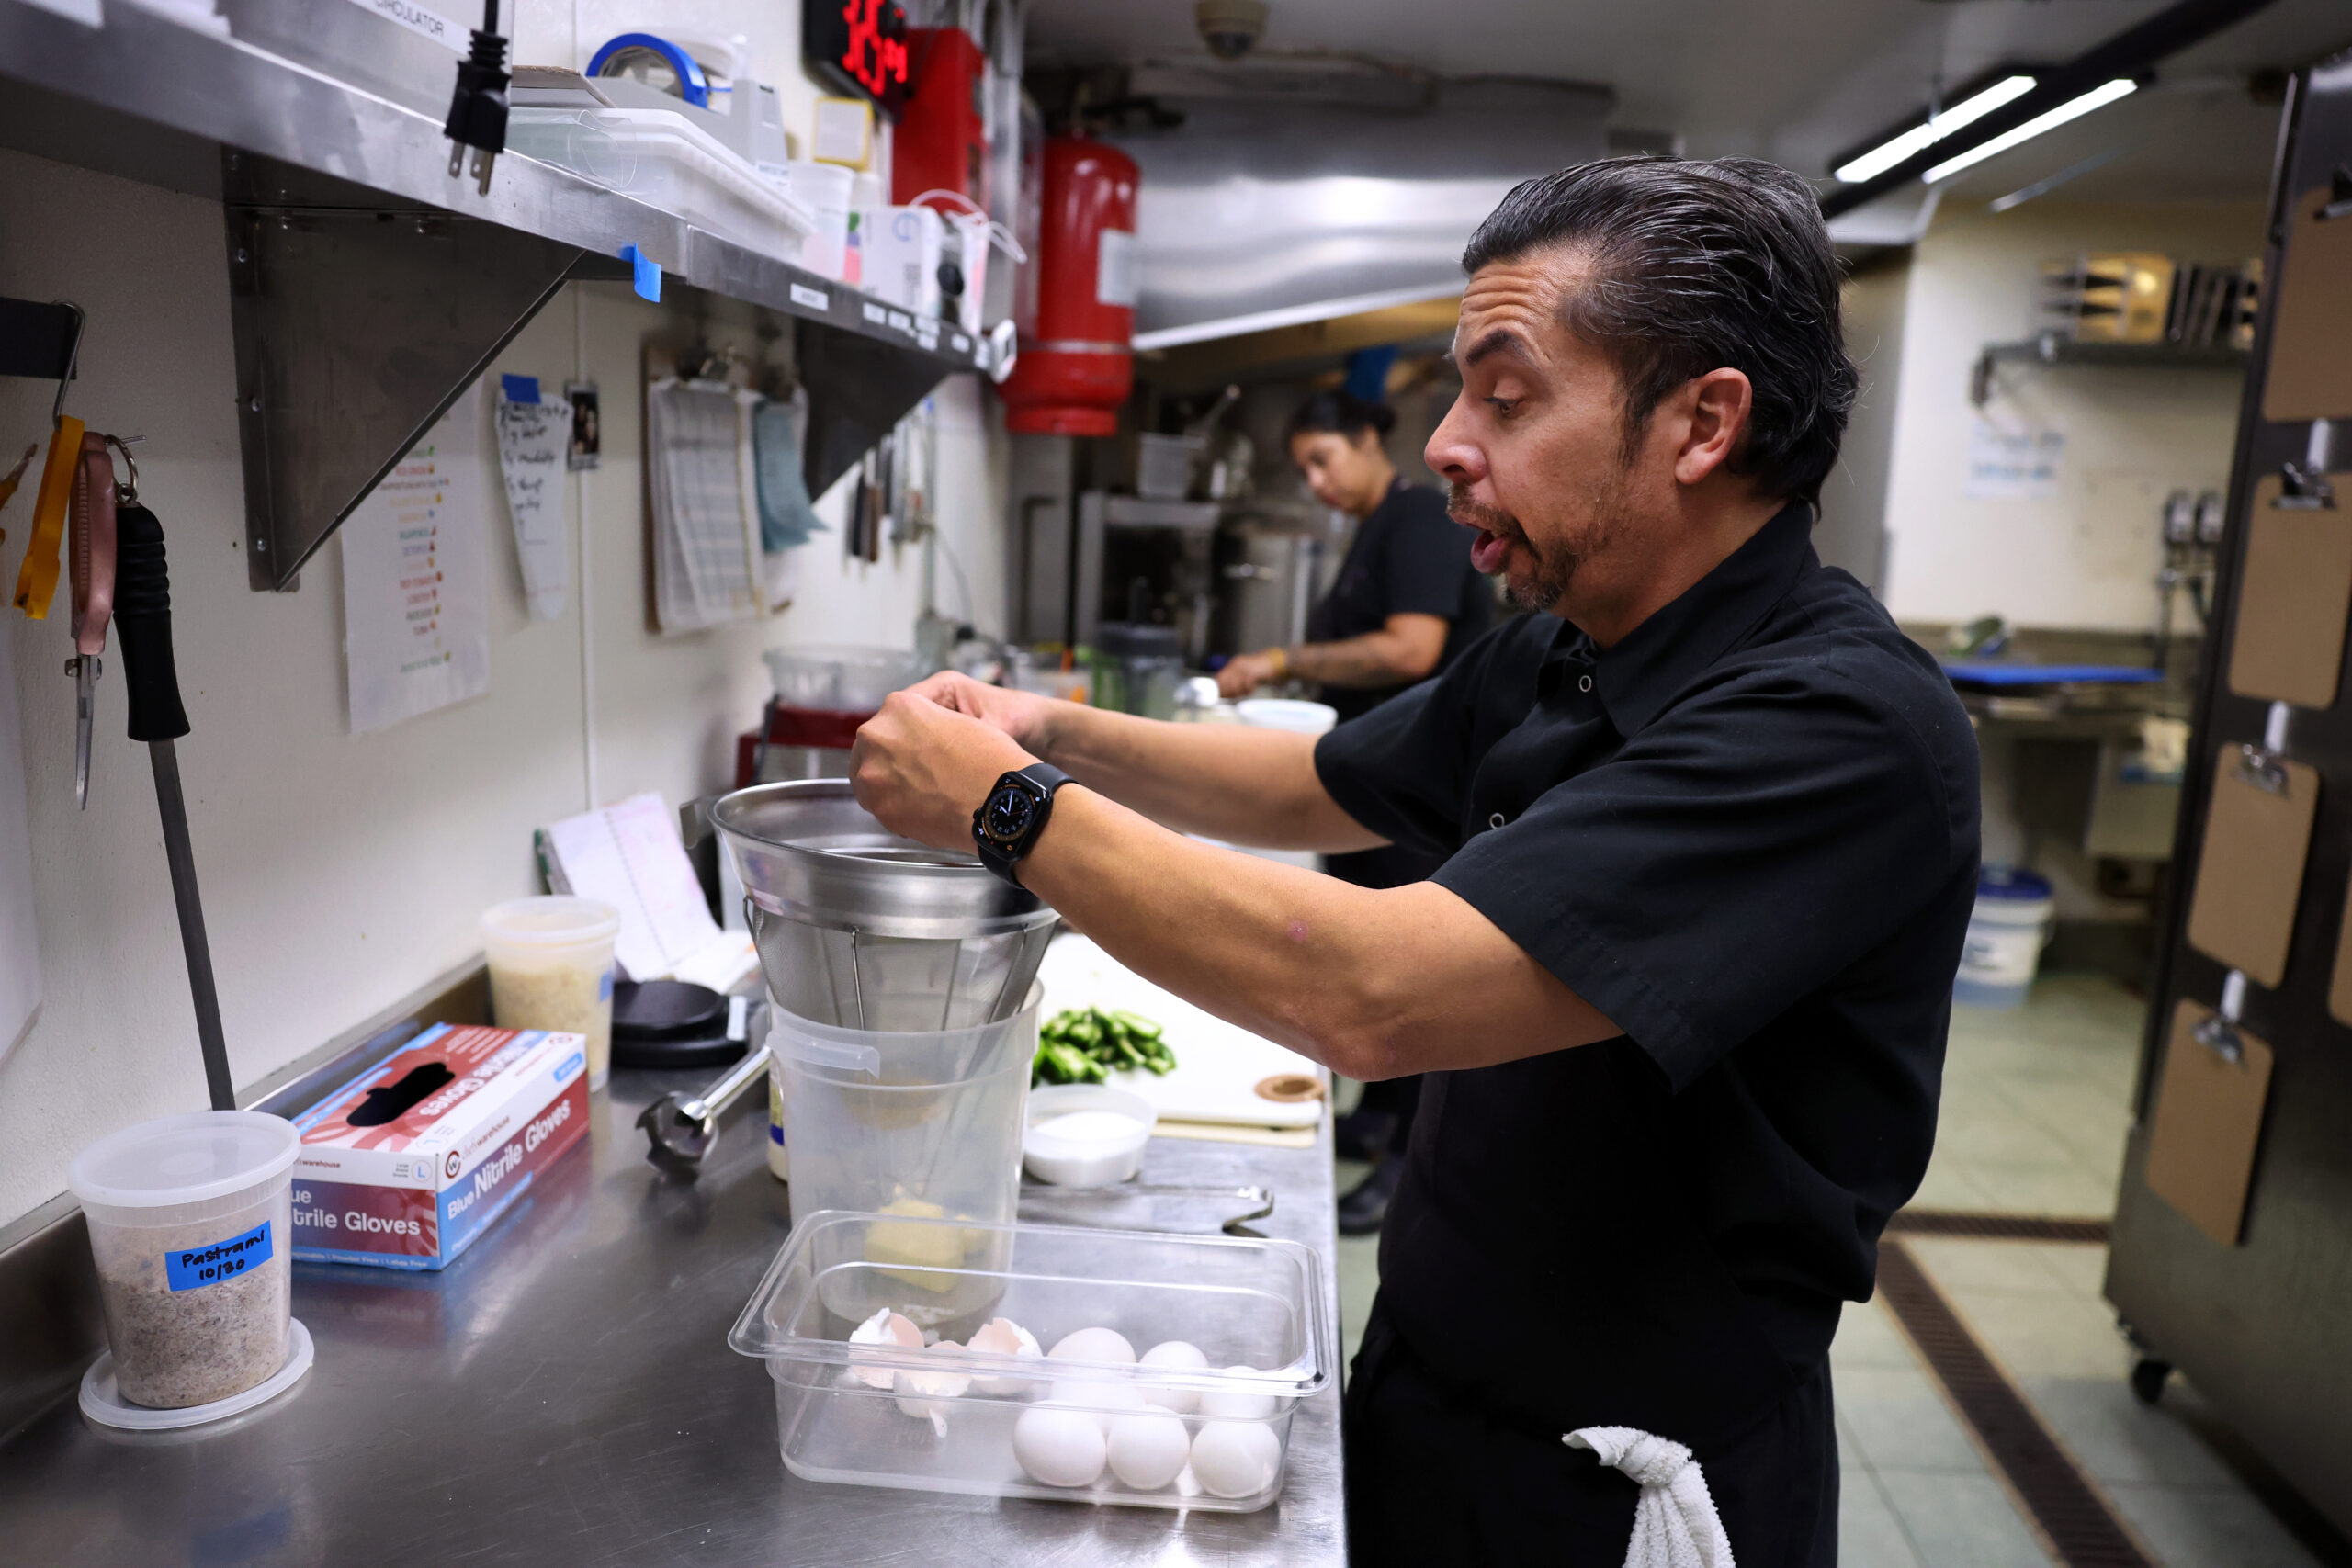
[712,780,1059,1033]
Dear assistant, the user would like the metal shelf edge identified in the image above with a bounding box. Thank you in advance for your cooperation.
[0,0,988,372]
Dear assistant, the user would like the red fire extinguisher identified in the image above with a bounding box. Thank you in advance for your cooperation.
[998,136,1139,437]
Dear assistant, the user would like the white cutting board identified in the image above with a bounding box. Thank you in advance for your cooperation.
[1035,937,1327,1129]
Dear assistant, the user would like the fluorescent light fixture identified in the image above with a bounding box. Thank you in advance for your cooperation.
[1834,75,2036,184]
[1922,78,2139,184]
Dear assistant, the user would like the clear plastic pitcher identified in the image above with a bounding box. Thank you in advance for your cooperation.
[772,985,1038,1325]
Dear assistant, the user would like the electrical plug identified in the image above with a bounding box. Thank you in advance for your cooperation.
[443,6,511,197]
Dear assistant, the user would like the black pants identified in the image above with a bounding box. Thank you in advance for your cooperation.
[1343,1303,1838,1568]
[1326,841,1442,1160]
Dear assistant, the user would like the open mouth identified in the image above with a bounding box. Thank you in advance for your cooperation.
[1468,529,1513,576]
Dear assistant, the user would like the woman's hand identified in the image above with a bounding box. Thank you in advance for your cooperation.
[850,689,1035,852]
[1216,650,1284,698]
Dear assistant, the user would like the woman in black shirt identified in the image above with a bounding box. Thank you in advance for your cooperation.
[1218,389,1492,1232]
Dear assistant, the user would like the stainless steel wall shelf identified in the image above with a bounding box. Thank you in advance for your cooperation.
[0,0,995,590]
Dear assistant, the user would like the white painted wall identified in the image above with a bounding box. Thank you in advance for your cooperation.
[0,147,1008,1227]
[1877,199,2263,632]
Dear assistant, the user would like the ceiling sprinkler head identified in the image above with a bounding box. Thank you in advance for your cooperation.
[1195,0,1268,62]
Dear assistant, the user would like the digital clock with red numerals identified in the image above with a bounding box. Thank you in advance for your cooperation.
[805,0,911,117]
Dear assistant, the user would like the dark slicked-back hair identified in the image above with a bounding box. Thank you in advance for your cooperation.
[1461,157,1857,505]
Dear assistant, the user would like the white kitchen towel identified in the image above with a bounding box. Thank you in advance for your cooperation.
[1564,1427,1735,1568]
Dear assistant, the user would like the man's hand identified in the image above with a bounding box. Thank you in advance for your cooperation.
[1216,650,1283,698]
[900,671,1066,752]
[850,689,1035,852]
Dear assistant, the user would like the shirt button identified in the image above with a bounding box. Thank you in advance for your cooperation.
[1488,812,1507,830]
[1577,674,1593,693]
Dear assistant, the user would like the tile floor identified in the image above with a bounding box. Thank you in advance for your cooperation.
[1329,974,2346,1566]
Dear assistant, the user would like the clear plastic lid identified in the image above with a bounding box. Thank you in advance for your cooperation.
[69,1110,301,1210]
[480,896,622,945]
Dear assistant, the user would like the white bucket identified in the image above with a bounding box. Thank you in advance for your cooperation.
[1954,866,2054,1009]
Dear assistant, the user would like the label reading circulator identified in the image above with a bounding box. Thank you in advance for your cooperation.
[164,1220,274,1292]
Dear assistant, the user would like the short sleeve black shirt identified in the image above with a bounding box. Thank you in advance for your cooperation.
[1306,479,1493,722]
[1314,502,1980,1445]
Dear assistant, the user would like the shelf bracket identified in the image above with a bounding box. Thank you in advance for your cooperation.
[223,151,628,592]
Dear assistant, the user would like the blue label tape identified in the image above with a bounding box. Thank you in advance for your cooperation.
[164,1219,274,1292]
[501,373,541,404]
[619,244,662,302]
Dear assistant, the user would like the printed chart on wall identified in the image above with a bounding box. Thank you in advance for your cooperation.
[341,386,491,733]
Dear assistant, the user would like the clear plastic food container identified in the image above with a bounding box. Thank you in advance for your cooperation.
[69,1111,302,1410]
[481,896,620,1089]
[505,106,816,263]
[728,1211,1330,1512]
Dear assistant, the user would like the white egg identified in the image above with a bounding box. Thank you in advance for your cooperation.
[1012,1404,1108,1488]
[1136,1339,1210,1414]
[1197,1366,1277,1421]
[1106,1409,1192,1491]
[966,1317,1044,1396]
[1190,1420,1283,1499]
[846,1307,922,1391]
[894,1342,973,1421]
[1046,1325,1136,1365]
[1046,1378,1145,1433]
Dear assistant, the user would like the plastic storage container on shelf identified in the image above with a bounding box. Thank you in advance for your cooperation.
[728,1211,1329,1511]
[69,1111,304,1415]
[1954,864,2055,1009]
[505,105,816,263]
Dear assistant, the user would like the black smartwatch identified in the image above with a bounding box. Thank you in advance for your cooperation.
[972,763,1075,886]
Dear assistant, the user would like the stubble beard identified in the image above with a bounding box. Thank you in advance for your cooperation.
[1449,482,1597,615]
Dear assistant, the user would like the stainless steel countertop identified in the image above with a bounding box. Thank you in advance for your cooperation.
[0,1069,1345,1566]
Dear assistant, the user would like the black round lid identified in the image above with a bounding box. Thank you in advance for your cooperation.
[1096,621,1181,657]
[613,980,729,1041]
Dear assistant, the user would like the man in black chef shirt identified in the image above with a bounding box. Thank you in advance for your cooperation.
[849,157,1980,1566]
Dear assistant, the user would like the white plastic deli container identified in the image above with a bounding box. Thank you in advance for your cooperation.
[728,1211,1330,1512]
[481,896,621,1088]
[69,1111,302,1409]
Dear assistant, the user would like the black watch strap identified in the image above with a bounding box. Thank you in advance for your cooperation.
[972,762,1074,886]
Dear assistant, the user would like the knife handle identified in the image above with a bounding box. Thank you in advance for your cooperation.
[112,502,189,743]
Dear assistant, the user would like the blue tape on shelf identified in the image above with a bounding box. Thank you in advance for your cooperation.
[501,374,540,405]
[619,245,662,303]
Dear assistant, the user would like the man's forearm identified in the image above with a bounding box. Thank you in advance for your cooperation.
[1018,787,1618,1079]
[1035,703,1379,852]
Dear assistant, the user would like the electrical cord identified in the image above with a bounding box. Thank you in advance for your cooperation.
[444,0,512,196]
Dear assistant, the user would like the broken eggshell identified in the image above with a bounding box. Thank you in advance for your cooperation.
[966,1316,1044,1395]
[847,1306,923,1390]
[895,1342,975,1429]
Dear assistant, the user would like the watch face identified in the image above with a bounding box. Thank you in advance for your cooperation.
[983,784,1037,843]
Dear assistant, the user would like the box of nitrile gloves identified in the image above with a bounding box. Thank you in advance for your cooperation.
[288,1023,590,1269]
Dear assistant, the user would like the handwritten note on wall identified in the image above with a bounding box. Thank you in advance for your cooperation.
[494,375,572,620]
[341,386,491,734]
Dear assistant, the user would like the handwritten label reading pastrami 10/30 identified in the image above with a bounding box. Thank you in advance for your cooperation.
[164,1220,275,1292]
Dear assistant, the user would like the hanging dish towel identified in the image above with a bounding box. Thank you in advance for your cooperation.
[1565,1427,1736,1568]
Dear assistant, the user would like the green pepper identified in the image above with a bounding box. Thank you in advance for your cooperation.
[1110,1010,1162,1042]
